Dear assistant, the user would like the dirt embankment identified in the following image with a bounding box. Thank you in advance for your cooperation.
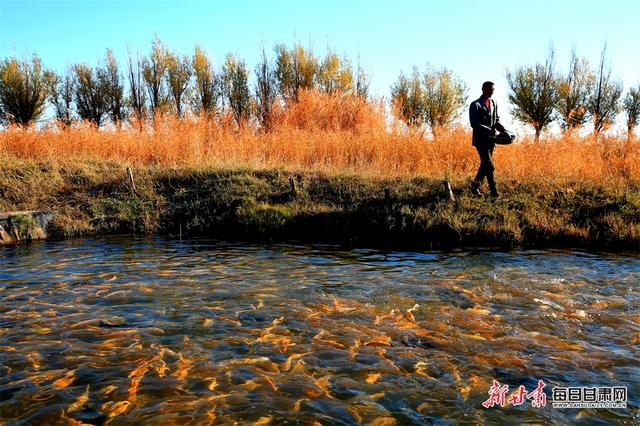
[1,157,639,251]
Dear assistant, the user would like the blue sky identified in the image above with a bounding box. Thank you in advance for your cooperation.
[1,0,639,128]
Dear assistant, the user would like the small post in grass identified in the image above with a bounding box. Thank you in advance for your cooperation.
[126,165,138,195]
[443,179,455,203]
[289,175,297,197]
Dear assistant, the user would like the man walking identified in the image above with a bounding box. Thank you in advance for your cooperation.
[469,81,505,197]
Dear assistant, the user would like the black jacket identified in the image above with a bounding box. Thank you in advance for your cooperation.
[469,96,505,146]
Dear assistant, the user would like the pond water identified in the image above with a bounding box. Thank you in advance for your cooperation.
[1,236,639,425]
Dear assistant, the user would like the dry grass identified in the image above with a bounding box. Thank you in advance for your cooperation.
[1,89,638,189]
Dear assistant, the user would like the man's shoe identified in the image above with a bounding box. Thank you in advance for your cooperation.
[490,189,500,198]
[470,181,482,196]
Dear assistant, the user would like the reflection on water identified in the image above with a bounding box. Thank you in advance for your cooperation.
[1,236,638,425]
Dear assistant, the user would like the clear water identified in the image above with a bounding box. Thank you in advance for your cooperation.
[1,236,638,425]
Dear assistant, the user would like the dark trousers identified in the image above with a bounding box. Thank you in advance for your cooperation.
[474,143,496,190]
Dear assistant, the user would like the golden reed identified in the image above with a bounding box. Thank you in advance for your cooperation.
[1,89,638,187]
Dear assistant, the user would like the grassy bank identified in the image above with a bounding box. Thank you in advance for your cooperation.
[1,156,638,250]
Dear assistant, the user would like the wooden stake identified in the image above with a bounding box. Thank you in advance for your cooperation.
[126,166,137,194]
[289,175,297,197]
[443,180,455,203]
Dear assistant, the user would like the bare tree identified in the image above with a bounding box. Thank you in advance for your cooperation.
[391,67,424,127]
[506,48,558,141]
[192,45,217,117]
[222,54,252,127]
[72,63,109,127]
[254,46,277,131]
[556,49,593,133]
[623,85,640,140]
[104,49,127,128]
[142,36,170,120]
[166,51,192,117]
[127,48,146,131]
[588,45,623,137]
[44,67,75,128]
[421,65,467,137]
[0,54,48,126]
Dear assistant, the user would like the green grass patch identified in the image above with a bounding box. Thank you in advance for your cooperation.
[1,157,638,250]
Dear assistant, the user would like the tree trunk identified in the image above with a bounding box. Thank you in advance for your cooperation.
[534,127,541,142]
[593,124,602,143]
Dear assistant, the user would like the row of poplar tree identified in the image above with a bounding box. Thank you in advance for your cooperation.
[0,37,368,130]
[1,38,639,139]
[391,47,640,140]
